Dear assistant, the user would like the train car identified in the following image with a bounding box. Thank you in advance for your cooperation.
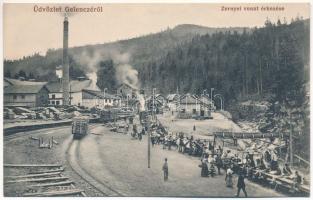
[99,108,135,123]
[139,111,149,124]
[98,109,117,123]
[72,117,89,139]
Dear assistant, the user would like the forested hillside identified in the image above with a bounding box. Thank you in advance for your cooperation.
[4,24,247,82]
[139,19,309,100]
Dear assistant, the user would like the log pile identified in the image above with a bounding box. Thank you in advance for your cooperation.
[4,163,86,197]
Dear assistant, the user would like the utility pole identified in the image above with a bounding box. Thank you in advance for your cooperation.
[214,94,223,111]
[210,88,214,111]
[142,89,150,169]
[201,89,207,115]
[195,96,197,114]
[148,120,151,168]
[103,88,107,108]
[177,88,179,111]
[185,95,187,111]
[126,96,129,109]
[289,111,293,167]
[153,88,156,122]
[148,88,156,169]
[69,84,72,105]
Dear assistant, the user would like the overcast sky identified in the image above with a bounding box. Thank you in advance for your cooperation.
[4,3,310,60]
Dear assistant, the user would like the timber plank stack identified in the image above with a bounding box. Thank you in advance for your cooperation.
[249,169,310,196]
[4,163,86,197]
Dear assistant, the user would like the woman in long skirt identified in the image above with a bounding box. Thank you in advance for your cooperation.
[225,167,233,187]
[200,160,208,177]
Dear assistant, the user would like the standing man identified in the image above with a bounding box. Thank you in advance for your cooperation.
[216,155,223,175]
[236,173,248,197]
[138,130,142,141]
[133,124,137,138]
[162,158,169,181]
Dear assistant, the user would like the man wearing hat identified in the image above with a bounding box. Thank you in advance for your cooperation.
[236,172,248,197]
[162,158,169,181]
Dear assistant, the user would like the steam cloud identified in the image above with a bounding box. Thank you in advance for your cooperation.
[113,53,145,111]
[86,72,98,90]
[71,50,145,111]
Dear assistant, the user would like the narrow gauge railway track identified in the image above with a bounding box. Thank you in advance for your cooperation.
[4,124,99,142]
[65,125,123,197]
[4,123,123,196]
[4,126,71,142]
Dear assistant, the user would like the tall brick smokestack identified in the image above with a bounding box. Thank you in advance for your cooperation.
[62,16,70,106]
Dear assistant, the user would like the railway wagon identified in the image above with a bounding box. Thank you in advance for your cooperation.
[72,117,89,139]
[99,108,134,123]
[139,111,149,124]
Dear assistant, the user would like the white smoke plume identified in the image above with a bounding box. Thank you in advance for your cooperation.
[71,50,145,111]
[71,50,104,90]
[115,64,139,89]
[86,72,98,90]
[113,52,145,111]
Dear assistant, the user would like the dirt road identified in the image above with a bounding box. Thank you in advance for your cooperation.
[77,125,284,197]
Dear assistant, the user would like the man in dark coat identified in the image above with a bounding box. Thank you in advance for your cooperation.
[236,173,248,197]
[216,155,223,175]
[162,158,169,181]
[138,131,142,141]
[141,128,146,135]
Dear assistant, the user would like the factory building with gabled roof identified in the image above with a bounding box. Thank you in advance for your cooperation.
[4,84,50,107]
[45,79,101,106]
[82,89,121,108]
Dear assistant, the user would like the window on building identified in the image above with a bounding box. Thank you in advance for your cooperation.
[105,99,107,103]
[52,101,55,105]
[192,109,196,114]
[13,95,17,100]
[181,109,186,113]
[56,101,60,105]
[52,94,55,99]
[21,95,25,99]
[109,99,111,103]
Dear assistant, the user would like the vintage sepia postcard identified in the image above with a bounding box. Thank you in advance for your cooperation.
[2,2,310,197]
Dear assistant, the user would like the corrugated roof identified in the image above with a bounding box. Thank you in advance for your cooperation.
[83,89,119,99]
[155,94,166,99]
[4,85,47,94]
[180,94,211,107]
[45,82,62,93]
[117,83,137,90]
[146,98,162,105]
[167,94,179,101]
[46,80,100,93]
[4,78,47,86]
[180,94,199,104]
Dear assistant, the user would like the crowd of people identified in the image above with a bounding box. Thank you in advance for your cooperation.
[121,118,305,195]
